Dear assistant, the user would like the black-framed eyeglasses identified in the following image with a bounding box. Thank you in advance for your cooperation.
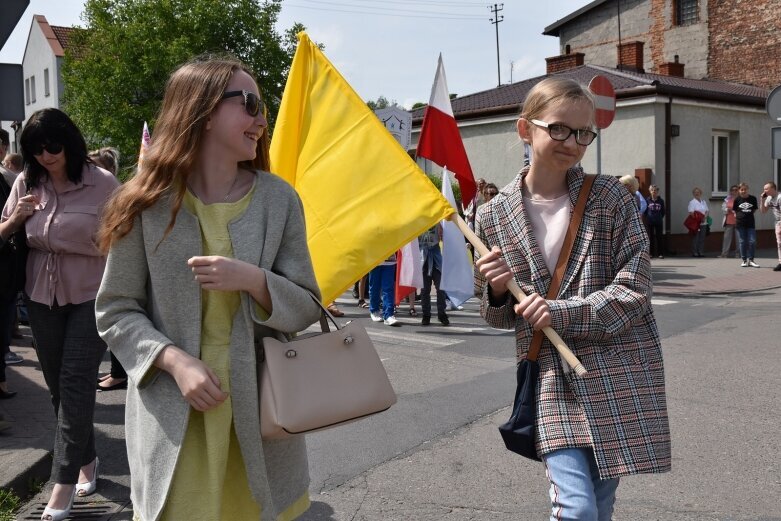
[485,191,498,196]
[221,90,266,118]
[32,142,64,156]
[531,119,597,146]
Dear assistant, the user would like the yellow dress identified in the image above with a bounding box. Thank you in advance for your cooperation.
[155,186,309,521]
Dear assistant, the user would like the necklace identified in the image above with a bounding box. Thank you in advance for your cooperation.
[221,174,240,202]
[189,174,239,203]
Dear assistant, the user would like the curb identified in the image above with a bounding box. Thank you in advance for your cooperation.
[1,446,51,499]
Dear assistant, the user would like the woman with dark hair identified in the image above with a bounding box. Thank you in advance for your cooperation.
[0,108,120,521]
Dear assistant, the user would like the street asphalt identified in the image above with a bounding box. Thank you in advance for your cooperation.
[2,249,780,520]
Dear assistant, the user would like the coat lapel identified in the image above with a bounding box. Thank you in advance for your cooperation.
[556,169,595,298]
[146,195,203,355]
[497,167,596,299]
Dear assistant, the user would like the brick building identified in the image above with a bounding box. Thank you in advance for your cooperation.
[410,1,779,254]
[543,0,781,90]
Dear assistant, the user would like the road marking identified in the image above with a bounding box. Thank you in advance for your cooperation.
[652,299,678,306]
[367,329,460,347]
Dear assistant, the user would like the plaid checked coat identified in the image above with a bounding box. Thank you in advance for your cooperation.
[475,167,671,479]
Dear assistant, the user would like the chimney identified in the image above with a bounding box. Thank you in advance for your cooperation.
[546,47,585,74]
[658,55,685,77]
[617,40,644,72]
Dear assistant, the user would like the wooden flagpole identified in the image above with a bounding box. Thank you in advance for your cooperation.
[450,213,587,376]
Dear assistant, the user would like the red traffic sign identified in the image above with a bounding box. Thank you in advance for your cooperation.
[588,75,616,129]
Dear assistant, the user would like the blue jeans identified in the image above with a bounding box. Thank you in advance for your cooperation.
[736,226,756,260]
[543,448,619,521]
[369,264,395,320]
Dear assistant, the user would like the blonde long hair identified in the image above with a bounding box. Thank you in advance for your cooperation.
[97,55,270,253]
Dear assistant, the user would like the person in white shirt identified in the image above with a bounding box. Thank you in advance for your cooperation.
[687,187,709,257]
[760,182,781,271]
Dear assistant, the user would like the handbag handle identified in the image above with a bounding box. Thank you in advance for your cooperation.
[526,174,596,363]
[306,292,343,333]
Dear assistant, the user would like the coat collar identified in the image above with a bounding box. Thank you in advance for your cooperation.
[495,166,594,297]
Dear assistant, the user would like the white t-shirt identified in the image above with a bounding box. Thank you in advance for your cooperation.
[764,194,781,223]
[524,192,571,274]
[687,198,709,223]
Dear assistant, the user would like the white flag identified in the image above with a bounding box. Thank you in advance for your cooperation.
[440,168,474,307]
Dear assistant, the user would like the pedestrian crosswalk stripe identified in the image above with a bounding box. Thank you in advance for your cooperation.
[367,329,460,347]
[651,299,677,306]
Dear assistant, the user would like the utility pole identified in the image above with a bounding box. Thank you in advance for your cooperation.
[488,3,504,86]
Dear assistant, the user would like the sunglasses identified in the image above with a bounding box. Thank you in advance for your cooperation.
[531,119,597,146]
[221,90,266,118]
[32,142,64,156]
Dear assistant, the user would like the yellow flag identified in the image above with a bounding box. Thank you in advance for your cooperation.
[270,33,455,304]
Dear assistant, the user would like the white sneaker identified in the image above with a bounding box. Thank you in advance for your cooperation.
[740,260,748,267]
[748,260,760,268]
[370,312,382,322]
[383,316,400,326]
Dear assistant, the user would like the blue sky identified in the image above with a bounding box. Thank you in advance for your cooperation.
[1,0,589,108]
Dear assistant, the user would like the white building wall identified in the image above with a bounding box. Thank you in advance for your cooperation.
[22,22,61,122]
[669,100,776,232]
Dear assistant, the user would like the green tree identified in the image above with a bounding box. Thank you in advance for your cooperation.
[366,95,396,111]
[62,0,305,173]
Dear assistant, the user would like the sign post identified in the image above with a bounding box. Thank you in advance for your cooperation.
[766,85,781,159]
[588,75,616,175]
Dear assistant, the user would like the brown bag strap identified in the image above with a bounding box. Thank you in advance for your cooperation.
[527,174,596,361]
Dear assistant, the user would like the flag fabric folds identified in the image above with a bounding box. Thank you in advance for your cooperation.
[270,33,455,305]
[416,54,477,208]
[439,168,474,307]
[394,240,423,305]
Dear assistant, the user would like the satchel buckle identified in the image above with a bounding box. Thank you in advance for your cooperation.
[343,335,354,345]
[285,349,297,358]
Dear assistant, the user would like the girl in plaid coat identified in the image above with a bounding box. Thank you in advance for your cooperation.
[475,77,671,521]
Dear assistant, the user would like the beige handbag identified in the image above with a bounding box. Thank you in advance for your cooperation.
[259,297,397,440]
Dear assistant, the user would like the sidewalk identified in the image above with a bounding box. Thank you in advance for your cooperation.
[1,249,780,518]
[650,249,781,296]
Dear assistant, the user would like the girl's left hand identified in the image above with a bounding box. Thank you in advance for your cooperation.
[513,292,552,330]
[188,256,259,292]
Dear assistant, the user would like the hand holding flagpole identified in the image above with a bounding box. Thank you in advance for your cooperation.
[450,213,587,376]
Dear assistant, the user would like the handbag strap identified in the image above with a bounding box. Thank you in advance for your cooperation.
[527,174,596,362]
[306,292,342,333]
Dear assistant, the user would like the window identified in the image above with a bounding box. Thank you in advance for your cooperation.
[675,0,698,26]
[44,69,50,97]
[30,75,36,103]
[712,132,730,194]
[25,78,30,105]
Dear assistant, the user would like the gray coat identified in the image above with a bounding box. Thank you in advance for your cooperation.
[95,171,322,521]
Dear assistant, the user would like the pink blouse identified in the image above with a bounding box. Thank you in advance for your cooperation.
[1,164,120,306]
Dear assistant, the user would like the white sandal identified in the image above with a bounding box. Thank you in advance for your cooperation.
[75,457,99,497]
[41,488,74,521]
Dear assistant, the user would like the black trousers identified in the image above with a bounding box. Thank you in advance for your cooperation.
[26,298,106,483]
[646,221,665,257]
[420,261,446,318]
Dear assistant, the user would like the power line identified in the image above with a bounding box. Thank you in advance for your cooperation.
[488,3,504,86]
[286,0,484,19]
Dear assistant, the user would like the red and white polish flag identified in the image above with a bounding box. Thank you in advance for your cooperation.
[416,54,477,208]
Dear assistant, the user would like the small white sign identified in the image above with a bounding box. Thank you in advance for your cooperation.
[375,107,412,150]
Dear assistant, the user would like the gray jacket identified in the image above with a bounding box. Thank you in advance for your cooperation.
[96,171,322,521]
